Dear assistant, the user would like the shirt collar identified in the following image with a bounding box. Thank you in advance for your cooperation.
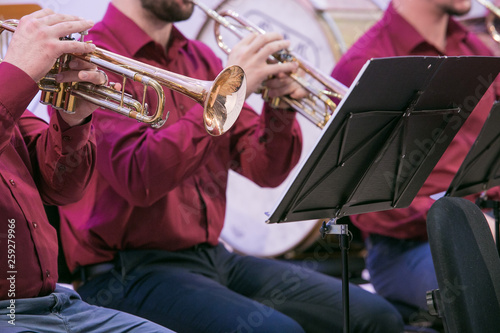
[384,1,469,54]
[446,17,469,46]
[102,3,189,58]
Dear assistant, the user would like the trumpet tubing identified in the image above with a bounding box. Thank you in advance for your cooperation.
[476,0,500,43]
[0,18,246,135]
[192,0,348,129]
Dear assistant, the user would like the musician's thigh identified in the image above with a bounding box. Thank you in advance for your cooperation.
[225,253,403,333]
[366,238,438,309]
[226,253,338,302]
[79,260,304,333]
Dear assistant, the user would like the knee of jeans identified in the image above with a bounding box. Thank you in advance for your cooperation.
[351,302,405,333]
[233,312,305,333]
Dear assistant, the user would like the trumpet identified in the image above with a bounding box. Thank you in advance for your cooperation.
[191,0,348,129]
[476,0,500,43]
[0,19,246,135]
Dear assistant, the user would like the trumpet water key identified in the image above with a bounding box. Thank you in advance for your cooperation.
[0,19,246,135]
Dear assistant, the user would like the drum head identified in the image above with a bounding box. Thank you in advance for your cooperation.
[196,0,345,257]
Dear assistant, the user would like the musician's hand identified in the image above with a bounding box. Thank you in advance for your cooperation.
[3,8,96,82]
[55,58,110,127]
[263,71,309,109]
[227,32,298,99]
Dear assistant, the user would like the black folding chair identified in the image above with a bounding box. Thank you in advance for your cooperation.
[426,197,500,333]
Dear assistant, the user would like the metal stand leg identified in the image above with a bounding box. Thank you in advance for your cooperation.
[321,218,351,333]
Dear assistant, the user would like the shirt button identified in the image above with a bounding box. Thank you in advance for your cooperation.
[53,124,59,131]
[179,104,185,111]
[62,136,71,142]
[9,179,15,186]
[58,165,66,172]
[46,270,50,278]
[32,222,38,229]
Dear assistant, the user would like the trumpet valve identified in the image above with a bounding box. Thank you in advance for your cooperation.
[270,97,281,109]
[79,29,89,42]
[273,49,294,63]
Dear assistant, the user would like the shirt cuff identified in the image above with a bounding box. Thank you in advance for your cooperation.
[0,62,39,121]
[49,111,95,153]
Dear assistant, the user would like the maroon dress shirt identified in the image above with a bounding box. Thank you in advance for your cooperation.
[331,2,500,240]
[59,3,303,272]
[0,62,95,300]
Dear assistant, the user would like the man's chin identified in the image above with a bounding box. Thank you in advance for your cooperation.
[448,1,472,16]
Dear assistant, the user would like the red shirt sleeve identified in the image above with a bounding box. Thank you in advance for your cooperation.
[0,62,39,152]
[20,110,96,205]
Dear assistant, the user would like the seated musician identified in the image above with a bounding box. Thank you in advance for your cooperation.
[57,0,405,332]
[331,0,500,315]
[0,8,173,333]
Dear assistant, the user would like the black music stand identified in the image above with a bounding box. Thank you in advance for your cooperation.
[446,101,500,254]
[265,56,500,333]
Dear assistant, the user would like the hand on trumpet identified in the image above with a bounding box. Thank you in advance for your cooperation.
[3,9,116,126]
[55,58,118,126]
[262,70,310,109]
[3,8,96,82]
[226,32,299,99]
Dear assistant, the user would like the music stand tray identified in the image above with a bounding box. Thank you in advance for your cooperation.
[446,101,500,253]
[265,56,500,332]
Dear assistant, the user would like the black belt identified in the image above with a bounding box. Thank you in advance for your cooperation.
[73,262,115,289]
[368,233,395,245]
[186,242,214,251]
[73,244,214,289]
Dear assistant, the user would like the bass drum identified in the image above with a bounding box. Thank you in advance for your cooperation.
[196,0,345,258]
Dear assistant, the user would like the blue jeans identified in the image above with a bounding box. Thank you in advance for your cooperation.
[365,234,439,310]
[0,285,173,332]
[77,244,404,333]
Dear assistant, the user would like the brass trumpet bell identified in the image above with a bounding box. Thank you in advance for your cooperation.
[202,65,246,135]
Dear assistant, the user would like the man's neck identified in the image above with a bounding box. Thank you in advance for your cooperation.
[392,0,450,52]
[112,0,172,48]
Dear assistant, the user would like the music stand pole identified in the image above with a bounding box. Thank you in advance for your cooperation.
[321,219,350,333]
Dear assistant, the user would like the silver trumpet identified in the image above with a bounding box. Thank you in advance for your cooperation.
[0,19,246,135]
[476,0,500,43]
[192,0,348,129]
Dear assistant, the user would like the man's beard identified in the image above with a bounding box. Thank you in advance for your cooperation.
[140,0,194,23]
[443,2,472,17]
[445,8,471,16]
